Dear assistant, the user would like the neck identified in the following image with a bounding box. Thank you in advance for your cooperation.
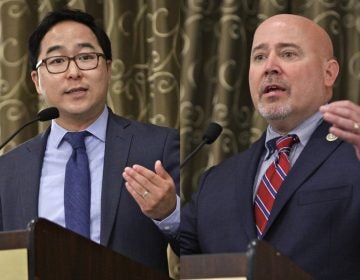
[267,120,299,135]
[55,112,103,132]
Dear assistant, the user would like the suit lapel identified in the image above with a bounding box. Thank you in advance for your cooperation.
[263,122,342,236]
[237,134,267,240]
[100,112,132,245]
[19,131,49,226]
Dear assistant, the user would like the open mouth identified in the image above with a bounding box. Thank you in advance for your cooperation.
[65,87,88,94]
[263,85,286,94]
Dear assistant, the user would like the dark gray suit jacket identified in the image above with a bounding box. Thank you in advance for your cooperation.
[181,121,360,279]
[0,109,179,274]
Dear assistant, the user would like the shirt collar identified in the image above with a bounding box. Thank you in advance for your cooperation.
[48,106,109,148]
[264,111,323,158]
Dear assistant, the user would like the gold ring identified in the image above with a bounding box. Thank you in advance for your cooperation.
[354,122,360,131]
[142,191,149,199]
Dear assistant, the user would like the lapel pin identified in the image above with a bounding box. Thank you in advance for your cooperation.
[326,133,338,142]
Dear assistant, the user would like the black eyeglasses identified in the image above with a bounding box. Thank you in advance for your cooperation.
[35,52,106,74]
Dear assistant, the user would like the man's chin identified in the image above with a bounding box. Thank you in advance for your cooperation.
[258,105,292,121]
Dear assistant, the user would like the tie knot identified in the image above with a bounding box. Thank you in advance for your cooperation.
[63,131,90,150]
[275,134,299,154]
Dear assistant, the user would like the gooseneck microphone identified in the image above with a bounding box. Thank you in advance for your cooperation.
[37,107,59,122]
[0,107,59,150]
[180,122,223,169]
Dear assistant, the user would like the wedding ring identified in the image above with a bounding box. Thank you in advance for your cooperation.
[142,191,149,199]
[354,122,360,131]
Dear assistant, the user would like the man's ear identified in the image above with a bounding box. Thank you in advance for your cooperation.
[31,70,42,95]
[324,58,339,87]
[106,60,112,82]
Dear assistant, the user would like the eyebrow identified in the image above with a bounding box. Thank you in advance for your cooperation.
[251,42,302,53]
[44,42,96,56]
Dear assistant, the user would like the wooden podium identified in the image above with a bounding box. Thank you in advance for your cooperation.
[181,240,313,280]
[0,218,172,280]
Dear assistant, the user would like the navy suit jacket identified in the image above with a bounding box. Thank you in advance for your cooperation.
[0,110,179,274]
[181,121,360,279]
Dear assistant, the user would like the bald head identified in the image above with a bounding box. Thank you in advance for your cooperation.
[253,14,334,60]
[249,13,339,134]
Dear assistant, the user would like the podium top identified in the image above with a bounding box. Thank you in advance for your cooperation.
[0,218,173,280]
[181,240,313,280]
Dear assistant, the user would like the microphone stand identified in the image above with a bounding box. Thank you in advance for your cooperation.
[180,122,223,169]
[0,118,39,150]
[0,107,59,151]
[180,141,206,169]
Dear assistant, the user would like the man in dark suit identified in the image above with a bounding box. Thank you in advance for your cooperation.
[181,14,360,279]
[0,9,179,275]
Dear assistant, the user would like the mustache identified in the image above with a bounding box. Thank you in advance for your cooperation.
[259,77,289,93]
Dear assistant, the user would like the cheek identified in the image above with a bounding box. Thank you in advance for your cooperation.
[291,77,325,109]
[37,75,63,101]
[249,71,260,104]
[95,71,110,91]
[248,71,258,93]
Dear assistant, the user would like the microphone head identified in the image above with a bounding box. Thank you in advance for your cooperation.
[37,107,59,122]
[203,122,223,144]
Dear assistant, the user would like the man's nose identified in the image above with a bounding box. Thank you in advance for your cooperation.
[66,59,82,77]
[264,54,281,75]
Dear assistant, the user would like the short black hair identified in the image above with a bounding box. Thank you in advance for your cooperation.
[28,9,112,70]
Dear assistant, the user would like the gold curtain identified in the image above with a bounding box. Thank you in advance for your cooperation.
[0,0,180,153]
[180,0,360,202]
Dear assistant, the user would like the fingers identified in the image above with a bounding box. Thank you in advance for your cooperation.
[122,161,177,219]
[328,126,359,145]
[320,101,360,160]
[124,161,173,191]
[320,100,360,113]
[124,181,148,205]
[154,160,172,180]
[122,167,152,201]
[320,101,360,134]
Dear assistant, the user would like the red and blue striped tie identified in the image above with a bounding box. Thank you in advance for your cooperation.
[254,135,299,238]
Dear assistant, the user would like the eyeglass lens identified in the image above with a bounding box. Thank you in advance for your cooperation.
[46,53,100,73]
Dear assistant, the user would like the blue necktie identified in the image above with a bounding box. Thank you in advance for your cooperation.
[63,131,91,238]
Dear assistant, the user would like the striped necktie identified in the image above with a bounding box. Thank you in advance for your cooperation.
[254,134,299,238]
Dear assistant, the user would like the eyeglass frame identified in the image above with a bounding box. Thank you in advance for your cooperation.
[35,52,106,74]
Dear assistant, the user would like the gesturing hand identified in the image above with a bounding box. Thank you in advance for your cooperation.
[320,100,360,160]
[122,160,177,220]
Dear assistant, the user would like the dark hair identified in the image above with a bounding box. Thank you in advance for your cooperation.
[28,9,112,70]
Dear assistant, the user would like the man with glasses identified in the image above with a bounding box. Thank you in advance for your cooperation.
[35,52,106,74]
[0,9,179,275]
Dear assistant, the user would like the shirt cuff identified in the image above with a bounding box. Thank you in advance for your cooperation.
[152,195,180,237]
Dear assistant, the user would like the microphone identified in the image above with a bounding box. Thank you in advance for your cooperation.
[180,122,223,169]
[0,107,59,150]
[37,107,59,121]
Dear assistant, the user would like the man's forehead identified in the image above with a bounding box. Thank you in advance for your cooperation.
[39,22,100,56]
[252,15,333,57]
[43,43,96,55]
[256,14,314,30]
[252,21,308,48]
[255,20,304,38]
[251,42,302,53]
